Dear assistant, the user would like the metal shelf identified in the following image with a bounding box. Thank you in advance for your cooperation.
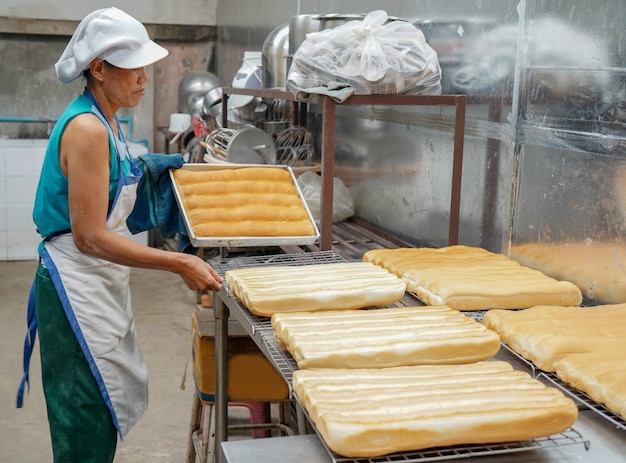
[220,88,467,250]
[209,251,589,463]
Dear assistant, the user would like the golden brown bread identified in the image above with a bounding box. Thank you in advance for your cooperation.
[556,350,626,420]
[511,241,626,304]
[225,262,406,317]
[271,305,501,368]
[483,304,626,372]
[364,245,582,310]
[293,361,578,457]
[172,166,316,237]
[484,303,626,420]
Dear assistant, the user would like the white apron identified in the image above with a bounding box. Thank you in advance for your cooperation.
[20,94,148,438]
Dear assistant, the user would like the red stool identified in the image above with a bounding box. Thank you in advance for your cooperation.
[186,310,292,463]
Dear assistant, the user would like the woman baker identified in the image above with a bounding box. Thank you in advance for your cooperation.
[17,7,222,462]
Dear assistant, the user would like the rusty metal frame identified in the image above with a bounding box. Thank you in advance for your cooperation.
[221,88,466,249]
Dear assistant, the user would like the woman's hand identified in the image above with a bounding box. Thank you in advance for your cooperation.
[176,253,223,292]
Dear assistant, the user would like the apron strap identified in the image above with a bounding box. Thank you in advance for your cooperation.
[16,277,38,408]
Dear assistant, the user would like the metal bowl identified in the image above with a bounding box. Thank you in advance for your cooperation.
[178,71,221,113]
[201,87,223,117]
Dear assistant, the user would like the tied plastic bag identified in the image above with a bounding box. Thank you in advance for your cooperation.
[287,10,442,99]
[297,172,354,224]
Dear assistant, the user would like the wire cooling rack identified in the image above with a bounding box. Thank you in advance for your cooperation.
[209,251,590,461]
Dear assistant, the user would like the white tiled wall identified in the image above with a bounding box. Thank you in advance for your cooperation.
[0,139,148,261]
[0,139,46,260]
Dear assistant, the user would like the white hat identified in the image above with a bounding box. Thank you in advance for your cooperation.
[55,7,169,83]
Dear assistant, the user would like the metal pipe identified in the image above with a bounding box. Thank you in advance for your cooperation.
[320,97,336,251]
[0,116,150,149]
[213,290,229,463]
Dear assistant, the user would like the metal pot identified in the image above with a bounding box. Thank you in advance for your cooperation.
[262,23,290,88]
[186,93,206,117]
[314,13,365,30]
[288,14,320,55]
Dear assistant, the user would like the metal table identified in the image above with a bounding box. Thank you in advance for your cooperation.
[220,409,626,463]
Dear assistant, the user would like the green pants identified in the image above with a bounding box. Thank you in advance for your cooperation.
[36,262,117,462]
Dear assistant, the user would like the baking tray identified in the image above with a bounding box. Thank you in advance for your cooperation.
[170,163,320,248]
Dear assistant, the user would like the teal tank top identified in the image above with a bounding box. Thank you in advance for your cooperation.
[33,94,126,239]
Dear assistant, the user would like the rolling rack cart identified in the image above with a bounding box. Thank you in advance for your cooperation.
[170,164,320,462]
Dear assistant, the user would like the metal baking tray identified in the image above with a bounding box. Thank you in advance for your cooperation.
[170,163,320,248]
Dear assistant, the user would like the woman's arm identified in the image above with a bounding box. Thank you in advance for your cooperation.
[61,113,222,291]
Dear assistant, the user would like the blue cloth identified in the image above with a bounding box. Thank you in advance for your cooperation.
[126,153,196,253]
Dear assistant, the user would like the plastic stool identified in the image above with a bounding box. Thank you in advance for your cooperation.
[229,402,271,438]
[186,309,293,463]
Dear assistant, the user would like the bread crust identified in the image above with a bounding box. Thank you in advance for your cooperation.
[293,362,578,457]
[484,303,626,420]
[172,167,316,237]
[225,262,407,317]
[364,245,582,310]
[511,241,626,304]
[272,305,501,368]
[556,350,626,419]
[483,304,626,371]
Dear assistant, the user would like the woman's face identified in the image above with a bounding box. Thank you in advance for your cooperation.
[101,61,149,109]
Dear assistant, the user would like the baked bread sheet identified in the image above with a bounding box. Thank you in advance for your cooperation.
[272,305,501,368]
[225,262,406,317]
[364,245,582,310]
[293,361,578,457]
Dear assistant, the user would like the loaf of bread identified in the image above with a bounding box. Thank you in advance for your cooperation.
[556,350,626,420]
[271,305,500,368]
[293,361,578,457]
[484,303,626,420]
[363,245,582,310]
[225,262,406,317]
[511,241,626,304]
[172,166,316,237]
[483,304,626,372]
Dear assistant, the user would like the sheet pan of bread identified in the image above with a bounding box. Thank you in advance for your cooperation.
[364,245,583,310]
[170,164,320,247]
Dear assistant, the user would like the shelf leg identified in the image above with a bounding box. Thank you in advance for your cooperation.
[320,97,336,251]
[213,290,229,463]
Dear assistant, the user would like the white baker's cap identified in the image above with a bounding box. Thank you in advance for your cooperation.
[55,7,169,83]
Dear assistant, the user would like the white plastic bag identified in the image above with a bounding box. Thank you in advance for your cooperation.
[287,10,442,96]
[297,172,354,224]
